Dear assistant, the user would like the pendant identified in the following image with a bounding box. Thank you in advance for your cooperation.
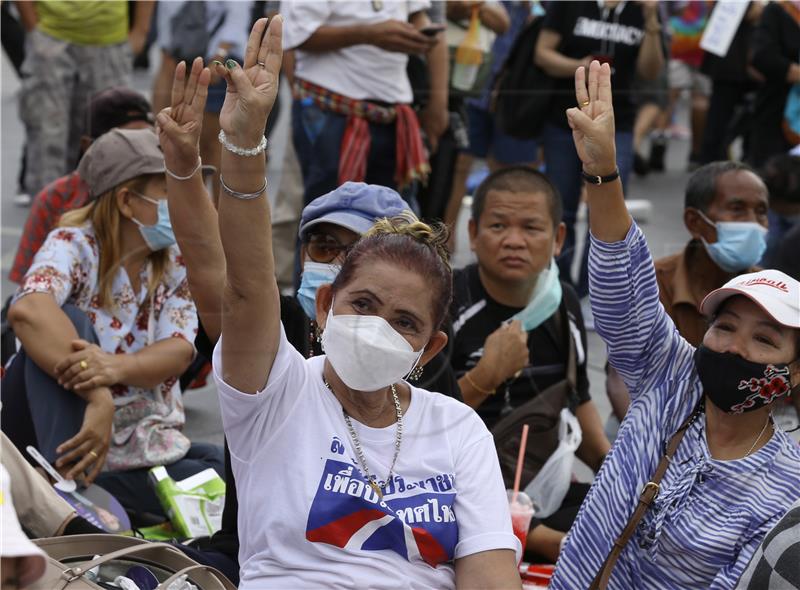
[369,480,384,498]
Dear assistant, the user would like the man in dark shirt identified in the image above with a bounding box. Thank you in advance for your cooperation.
[446,167,610,562]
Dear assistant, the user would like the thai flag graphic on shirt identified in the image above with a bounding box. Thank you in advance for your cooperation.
[305,459,459,567]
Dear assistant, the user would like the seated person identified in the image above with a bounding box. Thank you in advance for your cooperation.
[760,154,800,268]
[158,58,461,583]
[607,161,773,431]
[550,59,800,590]
[9,87,153,284]
[158,18,521,589]
[442,166,611,562]
[3,128,223,520]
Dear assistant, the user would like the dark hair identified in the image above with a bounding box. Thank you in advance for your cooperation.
[760,154,800,206]
[471,166,563,228]
[684,161,758,212]
[331,213,453,330]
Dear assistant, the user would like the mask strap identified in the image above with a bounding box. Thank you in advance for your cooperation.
[694,209,716,230]
[131,190,160,206]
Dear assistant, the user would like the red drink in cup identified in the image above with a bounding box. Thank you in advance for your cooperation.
[507,490,535,560]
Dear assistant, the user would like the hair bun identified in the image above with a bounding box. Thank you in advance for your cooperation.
[366,211,451,267]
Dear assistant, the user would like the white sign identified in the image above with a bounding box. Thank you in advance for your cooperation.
[700,1,749,58]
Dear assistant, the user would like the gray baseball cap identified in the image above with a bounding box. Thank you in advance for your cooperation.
[78,128,166,198]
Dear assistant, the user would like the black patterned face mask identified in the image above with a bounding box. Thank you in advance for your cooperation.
[694,346,796,414]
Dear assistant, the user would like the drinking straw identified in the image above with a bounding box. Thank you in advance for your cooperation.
[512,423,530,504]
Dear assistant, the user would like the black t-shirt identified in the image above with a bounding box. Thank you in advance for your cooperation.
[543,0,649,132]
[447,264,590,430]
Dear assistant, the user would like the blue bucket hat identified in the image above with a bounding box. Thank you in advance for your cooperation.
[298,182,411,240]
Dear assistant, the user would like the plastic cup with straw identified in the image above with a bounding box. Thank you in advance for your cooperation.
[507,424,535,561]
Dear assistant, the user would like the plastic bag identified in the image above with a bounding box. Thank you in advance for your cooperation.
[524,408,582,519]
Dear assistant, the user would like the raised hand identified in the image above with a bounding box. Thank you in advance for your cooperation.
[566,61,617,176]
[212,16,282,148]
[156,57,211,176]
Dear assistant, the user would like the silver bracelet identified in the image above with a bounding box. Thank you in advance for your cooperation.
[165,157,202,181]
[219,175,267,200]
[218,129,267,157]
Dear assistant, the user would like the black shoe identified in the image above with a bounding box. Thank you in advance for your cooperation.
[649,138,666,172]
[633,152,650,176]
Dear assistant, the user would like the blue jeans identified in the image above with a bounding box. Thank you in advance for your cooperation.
[291,98,399,205]
[542,124,633,295]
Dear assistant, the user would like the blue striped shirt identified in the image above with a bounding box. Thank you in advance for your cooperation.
[550,223,800,589]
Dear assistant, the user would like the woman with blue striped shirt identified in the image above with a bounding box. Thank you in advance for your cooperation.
[550,61,800,589]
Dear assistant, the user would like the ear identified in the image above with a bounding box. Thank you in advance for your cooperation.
[553,222,567,258]
[685,207,717,243]
[115,187,135,220]
[418,330,448,366]
[468,218,478,252]
[299,245,308,272]
[315,283,333,332]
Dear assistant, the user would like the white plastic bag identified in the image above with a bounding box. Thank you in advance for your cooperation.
[524,408,582,519]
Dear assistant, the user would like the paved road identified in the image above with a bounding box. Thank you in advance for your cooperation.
[0,50,696,457]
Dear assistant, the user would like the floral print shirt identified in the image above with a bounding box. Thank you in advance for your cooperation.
[15,224,198,471]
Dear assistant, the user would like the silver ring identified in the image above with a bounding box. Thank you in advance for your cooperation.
[257,61,265,68]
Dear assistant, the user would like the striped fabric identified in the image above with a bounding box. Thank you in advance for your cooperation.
[550,223,800,590]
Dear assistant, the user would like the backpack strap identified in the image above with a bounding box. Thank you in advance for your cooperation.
[550,298,578,397]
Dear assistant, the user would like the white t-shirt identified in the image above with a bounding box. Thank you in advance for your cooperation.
[281,0,430,103]
[213,326,519,590]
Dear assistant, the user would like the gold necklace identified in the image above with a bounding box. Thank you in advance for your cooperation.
[744,415,773,458]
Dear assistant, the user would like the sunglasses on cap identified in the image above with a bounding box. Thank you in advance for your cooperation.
[305,232,356,264]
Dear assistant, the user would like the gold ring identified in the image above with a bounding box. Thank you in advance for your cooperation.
[88,450,99,459]
[80,360,88,370]
[581,100,590,107]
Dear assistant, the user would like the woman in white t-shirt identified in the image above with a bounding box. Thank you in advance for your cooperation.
[156,17,521,589]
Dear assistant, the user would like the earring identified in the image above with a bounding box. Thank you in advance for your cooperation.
[408,366,424,382]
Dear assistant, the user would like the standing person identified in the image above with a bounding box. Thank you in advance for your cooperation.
[550,61,800,589]
[15,0,154,203]
[534,0,664,294]
[9,87,154,285]
[281,1,444,203]
[443,166,610,562]
[159,17,522,588]
[748,0,800,167]
[3,128,221,520]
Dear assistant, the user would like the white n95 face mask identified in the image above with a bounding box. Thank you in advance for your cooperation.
[320,303,424,392]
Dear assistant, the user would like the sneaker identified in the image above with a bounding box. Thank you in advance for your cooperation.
[13,192,31,207]
[648,137,666,172]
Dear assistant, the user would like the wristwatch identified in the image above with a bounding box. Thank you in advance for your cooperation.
[581,168,620,185]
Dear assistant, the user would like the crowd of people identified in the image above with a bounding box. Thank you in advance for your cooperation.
[1,1,799,590]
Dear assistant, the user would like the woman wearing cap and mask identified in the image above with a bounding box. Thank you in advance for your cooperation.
[548,61,800,590]
[156,17,521,589]
[4,128,223,519]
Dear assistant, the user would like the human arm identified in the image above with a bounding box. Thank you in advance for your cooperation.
[566,61,694,395]
[299,21,437,54]
[447,2,511,35]
[14,1,37,32]
[535,29,591,79]
[156,58,226,342]
[574,400,610,472]
[635,1,665,81]
[455,550,521,589]
[129,1,155,55]
[414,9,449,153]
[751,3,800,84]
[457,321,529,408]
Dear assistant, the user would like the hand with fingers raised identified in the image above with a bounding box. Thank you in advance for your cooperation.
[566,60,617,177]
[156,57,211,179]
[212,16,283,150]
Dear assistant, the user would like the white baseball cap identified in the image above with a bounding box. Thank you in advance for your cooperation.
[1,465,46,588]
[700,270,800,329]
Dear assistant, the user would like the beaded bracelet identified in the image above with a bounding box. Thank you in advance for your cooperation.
[165,157,202,181]
[218,129,267,157]
[219,175,267,200]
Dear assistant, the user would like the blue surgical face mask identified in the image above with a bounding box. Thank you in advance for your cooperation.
[697,211,768,273]
[131,192,176,251]
[297,261,340,320]
[510,258,563,331]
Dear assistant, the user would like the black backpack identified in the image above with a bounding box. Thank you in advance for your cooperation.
[492,17,555,140]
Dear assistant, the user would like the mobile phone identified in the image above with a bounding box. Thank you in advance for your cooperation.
[420,25,446,37]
